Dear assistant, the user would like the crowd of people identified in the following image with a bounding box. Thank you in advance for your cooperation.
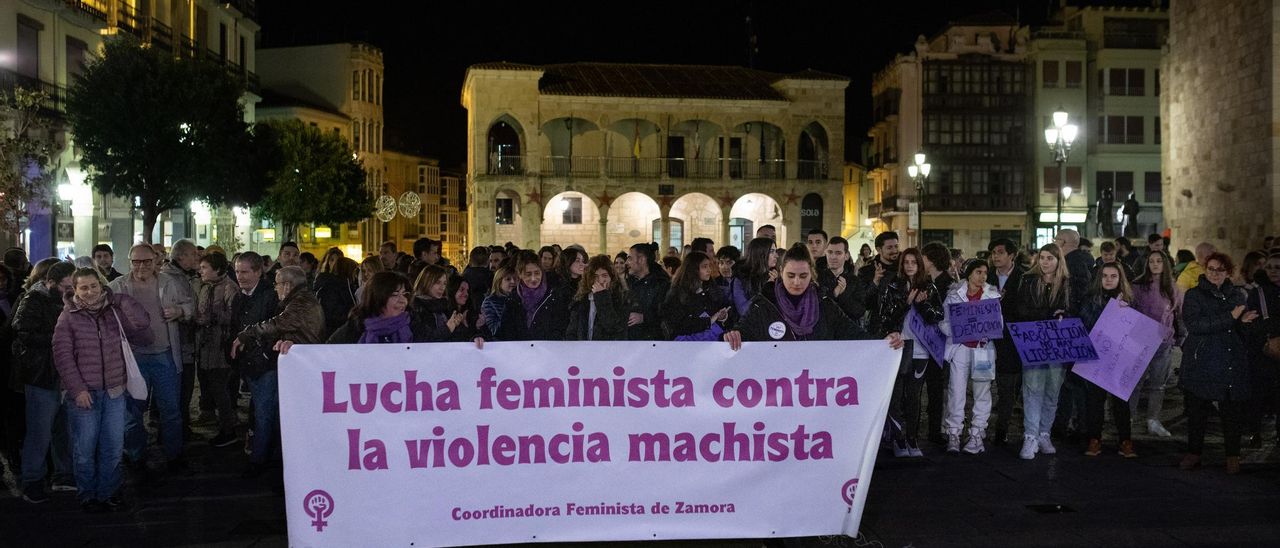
[0,226,1276,513]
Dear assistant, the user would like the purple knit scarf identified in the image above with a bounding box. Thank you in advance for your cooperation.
[518,281,549,327]
[359,312,412,344]
[774,282,820,337]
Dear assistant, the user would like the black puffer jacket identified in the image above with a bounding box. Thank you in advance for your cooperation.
[626,269,671,341]
[566,288,629,341]
[818,266,867,326]
[313,272,356,341]
[9,285,64,389]
[1181,276,1251,401]
[661,284,730,340]
[738,282,867,342]
[871,278,943,340]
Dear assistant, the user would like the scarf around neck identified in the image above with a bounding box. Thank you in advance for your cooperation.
[773,282,820,338]
[359,312,412,344]
[75,291,108,312]
[518,281,549,327]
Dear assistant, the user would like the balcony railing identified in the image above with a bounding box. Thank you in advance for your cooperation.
[797,160,828,180]
[151,19,173,47]
[66,1,107,21]
[479,155,833,180]
[487,155,525,176]
[117,5,144,37]
[922,194,1026,211]
[542,156,600,178]
[1,69,68,112]
[605,157,664,178]
[924,95,1026,110]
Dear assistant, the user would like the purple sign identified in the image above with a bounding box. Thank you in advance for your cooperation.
[946,300,1004,344]
[907,308,947,365]
[1007,318,1098,367]
[1072,299,1163,400]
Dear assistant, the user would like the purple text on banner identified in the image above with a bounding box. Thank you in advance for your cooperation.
[1007,318,1098,367]
[907,308,947,365]
[1072,299,1163,400]
[946,300,1004,344]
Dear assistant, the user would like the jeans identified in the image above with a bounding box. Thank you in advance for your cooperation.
[944,347,993,435]
[1085,383,1131,441]
[246,370,279,465]
[67,390,126,502]
[1186,392,1245,457]
[20,385,73,487]
[1022,365,1065,437]
[1129,343,1173,421]
[993,371,1022,436]
[125,352,183,462]
[198,368,238,434]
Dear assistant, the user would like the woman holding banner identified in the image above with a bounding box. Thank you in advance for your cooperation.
[481,266,526,341]
[1180,252,1256,474]
[1129,250,1183,438]
[565,255,629,341]
[661,251,733,341]
[873,247,941,458]
[1013,243,1071,460]
[1079,263,1138,458]
[328,272,431,344]
[513,250,571,341]
[939,259,1001,455]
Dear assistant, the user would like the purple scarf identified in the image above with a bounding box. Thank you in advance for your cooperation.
[774,282,820,338]
[359,312,413,344]
[518,281,549,327]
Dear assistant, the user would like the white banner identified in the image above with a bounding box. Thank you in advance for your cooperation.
[280,341,900,547]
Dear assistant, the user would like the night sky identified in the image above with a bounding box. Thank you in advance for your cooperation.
[257,1,1153,168]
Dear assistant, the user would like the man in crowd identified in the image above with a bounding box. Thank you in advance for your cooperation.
[92,244,123,282]
[1095,240,1136,281]
[462,246,493,300]
[806,230,828,269]
[756,224,776,241]
[487,246,507,271]
[1177,242,1216,290]
[168,240,204,440]
[819,236,866,325]
[690,237,715,258]
[228,252,279,478]
[986,238,1025,446]
[408,237,446,281]
[110,243,195,476]
[625,243,670,341]
[858,231,901,319]
[379,241,399,272]
[267,242,301,282]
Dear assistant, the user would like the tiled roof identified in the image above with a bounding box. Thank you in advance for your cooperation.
[469,61,542,71]
[468,62,848,100]
[258,87,348,119]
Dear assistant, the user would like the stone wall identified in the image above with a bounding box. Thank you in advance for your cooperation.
[1163,0,1278,258]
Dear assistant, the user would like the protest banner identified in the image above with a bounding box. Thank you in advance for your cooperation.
[946,300,1004,344]
[1007,318,1099,366]
[279,341,901,547]
[907,308,947,364]
[1072,299,1164,400]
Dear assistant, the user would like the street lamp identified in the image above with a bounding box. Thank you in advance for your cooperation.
[906,152,930,239]
[1044,109,1078,233]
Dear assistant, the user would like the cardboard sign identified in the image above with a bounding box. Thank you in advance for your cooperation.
[1007,318,1098,366]
[946,300,1004,344]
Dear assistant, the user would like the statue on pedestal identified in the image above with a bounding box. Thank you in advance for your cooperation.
[1096,188,1116,238]
[1121,192,1141,238]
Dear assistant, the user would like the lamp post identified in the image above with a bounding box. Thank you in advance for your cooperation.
[1044,109,1078,234]
[906,152,930,242]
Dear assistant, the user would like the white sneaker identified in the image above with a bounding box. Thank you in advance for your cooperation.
[946,434,961,453]
[892,439,910,458]
[906,439,924,457]
[1147,419,1172,438]
[963,429,986,454]
[1037,433,1057,455]
[1019,436,1038,460]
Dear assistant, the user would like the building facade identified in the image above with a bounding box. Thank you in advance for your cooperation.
[867,14,1034,254]
[2,0,259,265]
[462,62,849,255]
[1162,0,1277,258]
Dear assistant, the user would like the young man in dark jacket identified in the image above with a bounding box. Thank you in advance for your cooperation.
[985,238,1026,446]
[229,252,279,478]
[10,261,76,503]
[625,243,671,341]
[818,237,867,326]
[858,231,901,323]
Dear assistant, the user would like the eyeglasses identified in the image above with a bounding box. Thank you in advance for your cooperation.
[130,259,153,266]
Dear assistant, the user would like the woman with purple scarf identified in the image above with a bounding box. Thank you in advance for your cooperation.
[724,243,904,349]
[327,272,430,344]
[509,250,571,341]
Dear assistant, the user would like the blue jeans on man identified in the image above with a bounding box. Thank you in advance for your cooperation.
[66,390,126,502]
[125,352,183,463]
[20,385,74,491]
[247,370,279,465]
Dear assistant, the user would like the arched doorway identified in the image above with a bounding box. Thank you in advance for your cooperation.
[607,192,660,254]
[731,121,785,179]
[730,193,783,248]
[605,118,663,177]
[670,193,723,247]
[492,188,523,246]
[798,121,830,179]
[670,119,724,178]
[487,115,525,175]
[541,191,600,249]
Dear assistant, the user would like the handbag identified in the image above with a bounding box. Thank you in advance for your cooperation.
[1256,287,1280,361]
[971,345,996,382]
[111,310,149,401]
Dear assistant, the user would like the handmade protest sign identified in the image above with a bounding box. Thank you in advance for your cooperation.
[279,341,901,547]
[946,300,1004,344]
[907,308,947,364]
[1007,318,1098,366]
[1072,299,1163,400]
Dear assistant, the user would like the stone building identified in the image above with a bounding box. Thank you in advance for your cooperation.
[461,62,849,254]
[1163,0,1278,257]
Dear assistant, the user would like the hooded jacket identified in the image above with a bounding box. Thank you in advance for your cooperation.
[52,289,154,397]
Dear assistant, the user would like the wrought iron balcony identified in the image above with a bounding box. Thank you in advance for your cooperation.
[66,1,107,21]
[486,155,525,176]
[796,160,828,180]
[922,193,1026,211]
[0,68,67,112]
[605,157,664,178]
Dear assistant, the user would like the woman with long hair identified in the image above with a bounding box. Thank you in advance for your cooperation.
[1079,263,1138,458]
[444,274,485,345]
[555,247,588,293]
[874,247,943,458]
[1129,250,1183,437]
[411,264,460,342]
[1014,243,1072,460]
[513,250,570,340]
[661,251,732,341]
[356,256,385,305]
[1239,251,1267,289]
[327,271,429,344]
[314,249,357,340]
[565,255,629,341]
[1180,252,1256,474]
[481,266,525,341]
[939,259,1002,455]
[729,237,777,316]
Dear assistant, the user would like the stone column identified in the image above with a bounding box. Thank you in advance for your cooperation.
[659,210,671,252]
[719,204,732,248]
[522,201,543,250]
[598,204,610,255]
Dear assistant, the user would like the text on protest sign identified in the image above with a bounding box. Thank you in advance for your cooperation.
[907,308,947,364]
[1072,299,1163,400]
[1007,318,1099,366]
[946,300,1004,344]
[279,341,901,547]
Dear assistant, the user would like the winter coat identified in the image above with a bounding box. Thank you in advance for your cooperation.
[326,312,435,344]
[566,288,629,341]
[939,282,1002,363]
[737,282,868,342]
[1131,280,1183,345]
[462,266,493,301]
[481,293,527,342]
[1012,273,1070,323]
[626,269,671,341]
[988,264,1027,375]
[108,266,195,372]
[660,284,729,342]
[236,286,325,350]
[1065,249,1094,312]
[818,266,868,326]
[1245,271,1280,389]
[195,274,238,370]
[313,272,356,341]
[871,277,944,342]
[231,281,279,380]
[858,256,899,321]
[52,290,153,398]
[9,284,65,389]
[1180,276,1251,402]
[411,296,458,342]
[520,283,572,341]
